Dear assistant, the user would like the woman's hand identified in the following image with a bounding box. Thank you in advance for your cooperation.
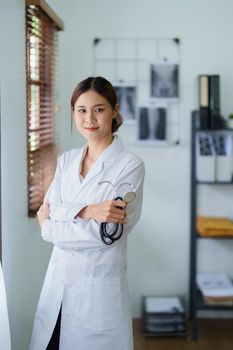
[37,201,50,227]
[77,199,127,224]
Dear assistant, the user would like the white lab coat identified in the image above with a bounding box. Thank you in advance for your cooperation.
[29,134,145,350]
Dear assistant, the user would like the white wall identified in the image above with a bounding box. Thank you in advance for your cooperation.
[0,1,53,349]
[1,1,233,349]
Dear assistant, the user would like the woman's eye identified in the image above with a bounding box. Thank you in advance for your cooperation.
[78,109,86,113]
[95,108,104,113]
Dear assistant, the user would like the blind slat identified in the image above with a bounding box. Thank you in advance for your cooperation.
[26,3,60,216]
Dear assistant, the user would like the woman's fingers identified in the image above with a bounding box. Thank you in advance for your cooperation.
[111,207,127,216]
[36,201,50,228]
[94,200,128,223]
[108,203,127,217]
[110,213,126,221]
[43,200,50,216]
[113,199,127,209]
[105,200,127,223]
[110,218,127,224]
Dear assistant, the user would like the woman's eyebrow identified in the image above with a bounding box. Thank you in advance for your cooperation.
[76,104,106,107]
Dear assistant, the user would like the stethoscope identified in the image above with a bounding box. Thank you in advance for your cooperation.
[98,181,136,245]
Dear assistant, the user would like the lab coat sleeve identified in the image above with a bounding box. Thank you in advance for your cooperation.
[44,154,89,222]
[41,158,145,250]
[120,160,145,236]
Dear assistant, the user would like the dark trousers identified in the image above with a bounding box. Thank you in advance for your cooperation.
[46,306,62,350]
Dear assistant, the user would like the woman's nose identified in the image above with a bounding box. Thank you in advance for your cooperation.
[86,110,96,123]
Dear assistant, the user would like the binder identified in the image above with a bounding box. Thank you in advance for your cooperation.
[209,75,220,115]
[209,75,221,129]
[199,75,210,129]
[199,75,209,109]
[198,74,222,130]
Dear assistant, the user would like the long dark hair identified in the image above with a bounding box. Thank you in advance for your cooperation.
[71,76,123,133]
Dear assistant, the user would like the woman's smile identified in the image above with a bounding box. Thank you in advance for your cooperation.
[84,127,99,131]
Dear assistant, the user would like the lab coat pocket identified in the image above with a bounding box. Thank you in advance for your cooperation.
[80,277,122,332]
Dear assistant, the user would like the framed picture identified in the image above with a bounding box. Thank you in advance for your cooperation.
[137,102,167,144]
[114,83,137,123]
[150,62,179,100]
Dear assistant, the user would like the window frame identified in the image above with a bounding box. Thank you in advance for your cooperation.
[26,0,63,217]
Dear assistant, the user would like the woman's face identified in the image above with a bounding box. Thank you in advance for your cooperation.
[74,90,118,142]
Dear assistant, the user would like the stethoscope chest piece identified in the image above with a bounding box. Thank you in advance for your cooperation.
[123,191,136,203]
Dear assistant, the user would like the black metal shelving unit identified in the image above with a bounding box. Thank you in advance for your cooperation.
[189,111,233,340]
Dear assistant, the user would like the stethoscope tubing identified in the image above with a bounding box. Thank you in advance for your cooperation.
[100,196,124,245]
[98,181,136,245]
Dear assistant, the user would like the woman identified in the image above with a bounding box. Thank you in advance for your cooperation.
[30,76,145,350]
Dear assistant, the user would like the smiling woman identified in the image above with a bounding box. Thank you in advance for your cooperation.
[74,90,117,145]
[71,76,123,134]
[30,76,145,350]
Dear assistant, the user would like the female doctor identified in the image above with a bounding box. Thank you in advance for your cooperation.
[29,76,145,350]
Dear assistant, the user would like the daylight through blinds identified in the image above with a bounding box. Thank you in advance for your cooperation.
[26,2,62,216]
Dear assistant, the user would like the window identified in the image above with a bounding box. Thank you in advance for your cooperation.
[26,0,64,216]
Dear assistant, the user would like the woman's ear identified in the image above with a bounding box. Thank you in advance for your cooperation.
[113,103,120,118]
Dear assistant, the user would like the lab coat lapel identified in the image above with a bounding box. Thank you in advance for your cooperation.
[80,158,103,185]
[76,134,124,196]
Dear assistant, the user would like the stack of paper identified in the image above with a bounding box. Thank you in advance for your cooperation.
[196,272,233,304]
[145,296,184,313]
[142,296,187,336]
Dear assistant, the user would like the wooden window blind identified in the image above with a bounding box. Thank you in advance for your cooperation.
[26,0,63,216]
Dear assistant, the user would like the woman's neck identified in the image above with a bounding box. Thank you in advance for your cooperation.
[86,134,114,162]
